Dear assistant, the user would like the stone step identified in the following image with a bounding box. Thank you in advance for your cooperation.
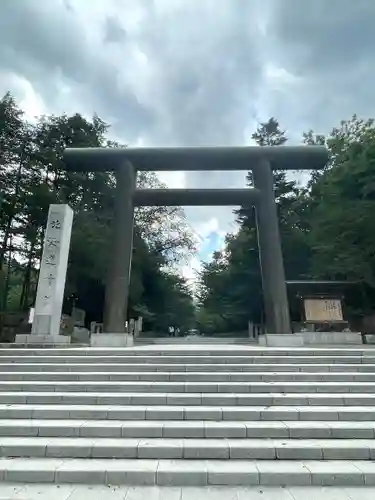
[1,347,374,356]
[3,371,375,382]
[0,404,373,421]
[1,436,375,461]
[0,457,374,486]
[0,355,374,364]
[1,380,375,393]
[2,391,375,406]
[1,419,374,439]
[1,363,375,372]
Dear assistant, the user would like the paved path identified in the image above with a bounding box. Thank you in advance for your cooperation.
[2,484,375,499]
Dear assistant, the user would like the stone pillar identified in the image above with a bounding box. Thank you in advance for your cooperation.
[103,161,136,333]
[23,204,73,343]
[252,159,291,334]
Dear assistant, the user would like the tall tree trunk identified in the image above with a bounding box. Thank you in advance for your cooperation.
[0,141,28,270]
[19,237,36,310]
[2,234,13,311]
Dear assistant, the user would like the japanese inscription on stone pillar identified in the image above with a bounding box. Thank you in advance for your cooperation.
[32,204,73,337]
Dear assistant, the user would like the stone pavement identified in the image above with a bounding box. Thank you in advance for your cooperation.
[2,484,375,499]
[0,345,375,490]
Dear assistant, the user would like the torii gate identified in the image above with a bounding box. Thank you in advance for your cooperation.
[63,146,327,335]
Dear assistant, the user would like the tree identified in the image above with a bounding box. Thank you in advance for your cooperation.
[0,92,195,336]
[198,114,375,333]
[0,93,34,310]
[308,116,375,287]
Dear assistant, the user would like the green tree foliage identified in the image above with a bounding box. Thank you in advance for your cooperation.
[308,117,375,286]
[0,92,195,333]
[198,115,375,333]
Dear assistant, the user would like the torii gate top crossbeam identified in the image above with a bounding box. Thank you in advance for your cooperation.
[64,146,328,172]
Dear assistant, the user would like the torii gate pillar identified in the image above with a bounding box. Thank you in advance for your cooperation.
[103,163,136,333]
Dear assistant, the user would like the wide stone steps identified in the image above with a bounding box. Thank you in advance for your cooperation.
[1,347,372,356]
[1,345,375,488]
[2,355,375,364]
[3,363,375,372]
[0,437,374,460]
[2,381,375,393]
[0,457,375,486]
[3,371,375,381]
[2,419,375,438]
[3,379,375,393]
[2,392,375,406]
[1,404,375,421]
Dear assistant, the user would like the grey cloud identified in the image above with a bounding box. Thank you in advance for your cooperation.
[104,16,127,44]
[127,0,265,228]
[0,0,155,142]
[62,0,74,12]
[0,0,261,233]
[137,1,264,144]
[270,0,375,74]
[266,0,375,134]
[130,0,265,226]
[1,0,374,237]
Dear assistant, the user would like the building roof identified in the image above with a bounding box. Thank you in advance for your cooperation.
[286,280,358,298]
[286,281,357,286]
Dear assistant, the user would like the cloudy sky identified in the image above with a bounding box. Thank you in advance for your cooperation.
[1,0,374,281]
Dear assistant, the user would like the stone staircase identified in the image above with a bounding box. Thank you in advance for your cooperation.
[0,344,375,487]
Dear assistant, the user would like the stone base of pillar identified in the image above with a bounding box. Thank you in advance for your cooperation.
[302,331,362,345]
[259,333,304,347]
[15,334,71,345]
[90,333,134,347]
